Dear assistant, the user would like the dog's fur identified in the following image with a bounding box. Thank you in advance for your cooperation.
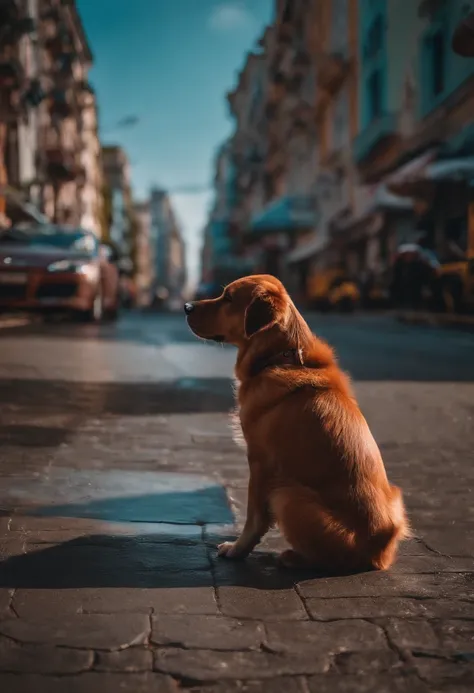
[186,275,409,572]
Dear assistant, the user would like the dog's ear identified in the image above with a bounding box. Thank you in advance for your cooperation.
[244,294,277,337]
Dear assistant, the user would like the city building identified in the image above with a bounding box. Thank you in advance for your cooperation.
[0,0,105,234]
[149,187,187,306]
[38,0,100,229]
[102,145,132,256]
[133,199,154,307]
[0,0,43,223]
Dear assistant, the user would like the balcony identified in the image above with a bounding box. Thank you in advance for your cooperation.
[317,52,350,93]
[0,59,23,90]
[45,148,82,183]
[353,113,399,165]
[23,78,46,108]
[0,15,35,46]
[49,88,74,118]
[44,23,74,57]
[0,0,18,34]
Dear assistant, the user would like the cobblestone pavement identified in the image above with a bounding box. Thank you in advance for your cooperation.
[0,312,474,692]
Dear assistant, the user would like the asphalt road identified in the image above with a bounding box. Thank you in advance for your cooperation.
[0,310,473,692]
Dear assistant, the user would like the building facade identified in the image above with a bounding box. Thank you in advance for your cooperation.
[0,0,104,236]
[133,200,154,307]
[203,0,474,306]
[149,188,187,306]
[102,145,132,257]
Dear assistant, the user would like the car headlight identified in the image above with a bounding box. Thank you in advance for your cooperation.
[47,260,99,281]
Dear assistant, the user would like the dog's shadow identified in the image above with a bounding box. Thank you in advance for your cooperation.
[0,531,332,590]
[0,488,355,590]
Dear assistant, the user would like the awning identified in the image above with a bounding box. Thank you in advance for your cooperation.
[250,195,319,233]
[426,157,474,181]
[386,149,438,196]
[287,234,327,263]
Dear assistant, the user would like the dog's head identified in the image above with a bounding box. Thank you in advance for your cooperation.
[185,274,292,346]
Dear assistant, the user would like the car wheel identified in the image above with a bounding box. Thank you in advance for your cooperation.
[105,305,119,322]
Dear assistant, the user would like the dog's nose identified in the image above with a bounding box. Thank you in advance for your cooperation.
[184,302,195,315]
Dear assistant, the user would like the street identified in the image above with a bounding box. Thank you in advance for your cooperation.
[0,310,474,692]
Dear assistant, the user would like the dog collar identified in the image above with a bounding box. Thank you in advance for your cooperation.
[250,347,304,377]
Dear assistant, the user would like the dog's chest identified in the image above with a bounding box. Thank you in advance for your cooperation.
[229,406,247,450]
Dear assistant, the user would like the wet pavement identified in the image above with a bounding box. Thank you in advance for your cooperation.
[0,310,474,692]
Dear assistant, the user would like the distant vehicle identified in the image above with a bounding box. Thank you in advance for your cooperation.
[307,268,360,312]
[0,224,120,322]
[194,282,223,301]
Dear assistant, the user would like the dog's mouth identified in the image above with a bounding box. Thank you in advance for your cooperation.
[187,322,225,343]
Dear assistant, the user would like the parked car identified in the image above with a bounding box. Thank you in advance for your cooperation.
[0,224,120,322]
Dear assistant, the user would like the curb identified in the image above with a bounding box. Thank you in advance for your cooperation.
[396,311,474,331]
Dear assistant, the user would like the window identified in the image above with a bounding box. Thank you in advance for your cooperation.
[367,69,382,121]
[430,30,445,97]
[364,13,384,62]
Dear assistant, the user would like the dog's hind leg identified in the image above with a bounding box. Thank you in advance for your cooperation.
[270,486,359,573]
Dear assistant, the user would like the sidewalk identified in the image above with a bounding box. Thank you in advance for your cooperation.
[0,380,473,693]
[397,310,474,331]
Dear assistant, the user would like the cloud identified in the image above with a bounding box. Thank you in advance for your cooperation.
[208,2,255,32]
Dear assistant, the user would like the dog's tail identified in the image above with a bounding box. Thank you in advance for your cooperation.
[367,484,411,570]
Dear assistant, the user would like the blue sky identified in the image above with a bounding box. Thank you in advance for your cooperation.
[77,0,274,285]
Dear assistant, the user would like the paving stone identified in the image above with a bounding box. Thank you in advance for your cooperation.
[384,619,439,652]
[0,588,12,616]
[0,540,213,588]
[0,673,176,693]
[13,585,218,617]
[438,620,474,652]
[306,596,474,620]
[393,555,474,573]
[10,521,204,546]
[333,649,402,675]
[217,586,307,620]
[0,637,93,673]
[151,614,264,650]
[417,527,474,558]
[298,572,474,600]
[265,620,387,655]
[187,682,305,693]
[306,674,430,692]
[94,648,153,672]
[0,613,150,650]
[413,656,474,686]
[153,648,328,680]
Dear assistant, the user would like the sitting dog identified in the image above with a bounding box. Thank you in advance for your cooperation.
[185,275,409,572]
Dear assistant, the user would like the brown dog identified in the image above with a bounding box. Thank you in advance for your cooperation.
[185,275,409,572]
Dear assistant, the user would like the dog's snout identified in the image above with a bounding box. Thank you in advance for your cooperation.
[184,302,195,315]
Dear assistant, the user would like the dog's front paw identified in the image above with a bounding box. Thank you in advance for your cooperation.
[217,541,246,559]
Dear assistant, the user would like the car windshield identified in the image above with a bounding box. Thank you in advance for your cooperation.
[0,226,98,254]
